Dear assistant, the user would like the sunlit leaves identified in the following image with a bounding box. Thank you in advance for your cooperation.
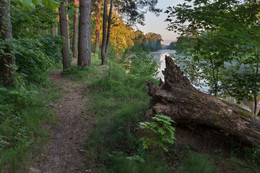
[43,0,60,9]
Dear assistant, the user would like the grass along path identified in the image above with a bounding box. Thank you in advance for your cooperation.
[30,69,94,173]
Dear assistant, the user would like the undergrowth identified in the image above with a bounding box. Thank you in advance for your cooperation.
[78,53,175,172]
[175,153,216,173]
[0,65,61,172]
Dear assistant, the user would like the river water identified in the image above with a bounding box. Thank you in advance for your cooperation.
[149,49,260,114]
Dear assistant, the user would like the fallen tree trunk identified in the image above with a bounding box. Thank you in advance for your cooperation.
[146,56,260,147]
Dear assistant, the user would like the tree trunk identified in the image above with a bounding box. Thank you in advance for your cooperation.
[253,63,259,115]
[101,0,108,65]
[78,0,91,67]
[105,0,113,55]
[60,0,71,70]
[72,0,79,58]
[52,8,59,37]
[94,0,102,56]
[146,56,260,147]
[51,26,58,37]
[101,0,113,65]
[0,0,15,87]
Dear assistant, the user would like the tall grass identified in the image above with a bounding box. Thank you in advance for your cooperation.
[175,153,217,173]
[0,76,61,172]
[81,54,170,172]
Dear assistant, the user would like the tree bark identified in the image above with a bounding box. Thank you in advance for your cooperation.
[253,63,259,115]
[101,0,108,65]
[105,0,113,54]
[146,56,260,147]
[78,0,91,67]
[94,0,102,56]
[72,0,79,58]
[0,0,15,87]
[60,0,71,70]
[101,0,113,65]
[52,8,59,37]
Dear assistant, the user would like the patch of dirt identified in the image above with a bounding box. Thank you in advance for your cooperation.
[30,70,94,173]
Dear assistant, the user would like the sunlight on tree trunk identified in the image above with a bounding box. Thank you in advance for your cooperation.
[94,0,101,56]
[101,0,108,65]
[101,0,113,65]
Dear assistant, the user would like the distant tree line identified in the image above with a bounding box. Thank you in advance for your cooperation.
[133,31,163,51]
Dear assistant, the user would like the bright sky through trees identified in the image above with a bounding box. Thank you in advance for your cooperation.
[137,0,185,44]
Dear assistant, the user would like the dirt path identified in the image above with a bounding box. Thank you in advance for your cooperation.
[30,70,93,173]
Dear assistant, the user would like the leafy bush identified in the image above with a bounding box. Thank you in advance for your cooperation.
[39,36,63,63]
[139,115,176,152]
[14,38,54,83]
[0,37,63,85]
[123,51,159,77]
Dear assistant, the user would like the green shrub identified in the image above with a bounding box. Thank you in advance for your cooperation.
[39,36,63,63]
[13,38,54,83]
[0,37,62,85]
[123,51,159,77]
[139,115,176,152]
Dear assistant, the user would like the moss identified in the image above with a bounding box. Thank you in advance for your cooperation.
[233,110,253,120]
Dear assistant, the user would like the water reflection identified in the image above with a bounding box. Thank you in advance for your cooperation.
[150,50,260,114]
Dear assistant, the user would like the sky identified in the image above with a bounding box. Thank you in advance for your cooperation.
[137,0,185,45]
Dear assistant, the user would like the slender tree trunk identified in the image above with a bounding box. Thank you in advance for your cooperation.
[105,0,113,55]
[254,63,259,115]
[0,0,15,87]
[101,0,108,65]
[78,0,91,67]
[51,27,58,37]
[60,0,71,70]
[52,8,59,37]
[94,0,102,56]
[72,0,79,58]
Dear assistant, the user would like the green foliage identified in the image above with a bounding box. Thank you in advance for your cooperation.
[139,115,176,152]
[243,148,260,167]
[13,38,61,83]
[39,36,63,63]
[11,3,58,38]
[84,58,163,171]
[62,65,100,81]
[175,153,217,173]
[123,51,158,77]
[0,81,60,171]
[168,0,260,102]
[133,31,163,52]
[99,153,168,173]
[86,63,153,152]
[0,36,63,85]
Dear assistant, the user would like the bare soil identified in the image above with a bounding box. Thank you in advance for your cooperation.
[30,70,94,173]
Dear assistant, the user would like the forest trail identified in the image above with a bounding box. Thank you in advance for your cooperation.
[30,70,93,173]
